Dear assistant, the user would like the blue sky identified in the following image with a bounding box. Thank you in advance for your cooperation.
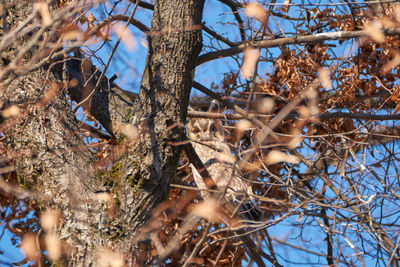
[2,0,399,266]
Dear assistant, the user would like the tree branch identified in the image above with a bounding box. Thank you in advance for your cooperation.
[188,110,400,121]
[202,23,235,47]
[197,28,400,65]
[217,0,246,41]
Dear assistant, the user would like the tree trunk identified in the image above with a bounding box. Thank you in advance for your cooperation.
[2,0,204,265]
[1,2,108,265]
[109,0,205,260]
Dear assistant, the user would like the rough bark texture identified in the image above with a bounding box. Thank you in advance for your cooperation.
[0,2,109,265]
[111,0,205,258]
[66,56,136,136]
[2,0,204,265]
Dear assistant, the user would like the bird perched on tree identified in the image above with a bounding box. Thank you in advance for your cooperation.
[187,117,263,221]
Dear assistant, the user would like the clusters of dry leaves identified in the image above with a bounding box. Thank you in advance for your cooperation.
[1,0,400,266]
[163,2,400,265]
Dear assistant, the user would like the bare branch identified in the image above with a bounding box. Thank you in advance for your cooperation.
[198,28,400,65]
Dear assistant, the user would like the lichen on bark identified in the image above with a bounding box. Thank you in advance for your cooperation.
[1,0,205,265]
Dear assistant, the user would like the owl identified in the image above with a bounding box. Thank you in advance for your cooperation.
[187,118,263,221]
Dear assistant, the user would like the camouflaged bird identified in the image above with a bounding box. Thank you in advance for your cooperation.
[188,117,263,221]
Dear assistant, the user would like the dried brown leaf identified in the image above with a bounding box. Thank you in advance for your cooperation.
[20,233,37,260]
[97,248,124,267]
[45,233,61,261]
[297,106,310,118]
[62,30,84,41]
[111,23,137,51]
[2,105,20,117]
[381,53,400,74]
[38,82,59,108]
[364,20,385,43]
[395,4,400,22]
[241,48,260,79]
[236,119,252,133]
[266,150,300,165]
[240,160,262,172]
[216,150,235,164]
[256,97,274,114]
[394,103,400,115]
[40,209,59,232]
[141,36,148,48]
[287,129,303,149]
[34,2,52,27]
[95,192,112,202]
[189,200,221,222]
[245,3,268,24]
[115,123,139,140]
[319,68,331,89]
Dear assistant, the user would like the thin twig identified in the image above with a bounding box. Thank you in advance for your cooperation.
[197,28,400,65]
[73,1,141,113]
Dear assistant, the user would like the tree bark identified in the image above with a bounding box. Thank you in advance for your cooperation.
[0,2,108,265]
[1,0,204,265]
[109,0,205,261]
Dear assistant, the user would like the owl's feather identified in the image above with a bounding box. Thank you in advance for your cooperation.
[188,118,263,221]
